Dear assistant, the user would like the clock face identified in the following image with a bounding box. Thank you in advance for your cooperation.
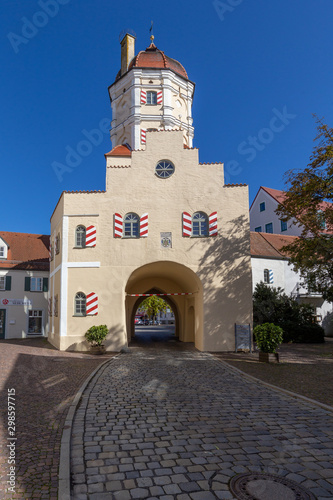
[155,160,175,178]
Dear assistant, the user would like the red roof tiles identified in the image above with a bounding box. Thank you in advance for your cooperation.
[250,231,298,259]
[127,43,188,80]
[0,232,50,270]
[105,144,132,157]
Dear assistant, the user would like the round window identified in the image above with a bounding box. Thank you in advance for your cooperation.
[155,160,175,178]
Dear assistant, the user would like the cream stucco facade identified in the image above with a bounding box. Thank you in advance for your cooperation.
[49,35,253,352]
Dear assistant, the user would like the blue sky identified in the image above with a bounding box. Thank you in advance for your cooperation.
[1,0,332,234]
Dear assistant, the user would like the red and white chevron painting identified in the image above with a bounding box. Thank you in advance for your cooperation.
[85,225,96,247]
[209,212,218,236]
[183,212,192,237]
[157,91,163,104]
[86,292,98,315]
[140,213,148,237]
[114,213,123,238]
[141,129,146,144]
[140,90,147,104]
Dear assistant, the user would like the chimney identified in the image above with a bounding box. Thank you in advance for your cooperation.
[120,33,136,76]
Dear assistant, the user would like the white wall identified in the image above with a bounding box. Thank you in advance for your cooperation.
[0,269,49,339]
[250,189,302,236]
[251,256,333,336]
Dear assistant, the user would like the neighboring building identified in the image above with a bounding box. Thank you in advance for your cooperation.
[251,231,333,336]
[0,232,50,339]
[49,33,253,352]
[250,186,332,236]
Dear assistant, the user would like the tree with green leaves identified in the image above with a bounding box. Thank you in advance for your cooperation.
[276,117,333,301]
[140,296,167,322]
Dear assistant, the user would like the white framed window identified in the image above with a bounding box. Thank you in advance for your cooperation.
[124,213,140,238]
[155,160,175,179]
[192,212,208,237]
[28,310,43,335]
[255,226,262,232]
[0,276,5,290]
[147,91,157,105]
[75,225,86,248]
[74,292,86,316]
[0,245,8,259]
[260,202,266,212]
[30,277,43,292]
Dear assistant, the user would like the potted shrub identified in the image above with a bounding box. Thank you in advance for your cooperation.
[253,323,283,362]
[85,325,108,354]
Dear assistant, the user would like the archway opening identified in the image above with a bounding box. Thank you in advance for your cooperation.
[132,288,177,344]
[125,261,203,349]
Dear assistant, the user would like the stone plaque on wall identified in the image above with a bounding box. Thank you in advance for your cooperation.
[160,232,172,248]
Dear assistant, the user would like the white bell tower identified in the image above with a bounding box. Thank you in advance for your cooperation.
[108,32,195,151]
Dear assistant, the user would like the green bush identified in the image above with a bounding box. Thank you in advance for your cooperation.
[253,282,325,344]
[253,323,283,353]
[85,325,108,346]
[283,323,325,344]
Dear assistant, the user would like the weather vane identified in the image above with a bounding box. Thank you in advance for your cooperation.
[149,20,154,42]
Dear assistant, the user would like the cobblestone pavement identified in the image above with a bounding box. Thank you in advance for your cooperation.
[71,342,333,500]
[0,339,111,500]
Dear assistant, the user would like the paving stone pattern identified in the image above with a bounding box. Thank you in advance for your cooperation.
[71,347,333,499]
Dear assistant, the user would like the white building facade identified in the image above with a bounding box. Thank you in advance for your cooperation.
[251,231,333,336]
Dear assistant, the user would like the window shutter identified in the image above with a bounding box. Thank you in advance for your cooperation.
[157,91,163,105]
[86,292,98,315]
[43,278,49,292]
[114,213,123,238]
[140,213,148,238]
[85,225,96,247]
[269,270,274,284]
[209,212,218,236]
[5,276,11,291]
[141,129,146,144]
[183,212,192,237]
[141,90,147,104]
[25,277,31,291]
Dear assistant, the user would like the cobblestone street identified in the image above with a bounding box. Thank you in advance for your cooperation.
[70,342,333,500]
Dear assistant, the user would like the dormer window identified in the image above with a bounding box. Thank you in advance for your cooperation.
[0,241,8,260]
[147,91,157,105]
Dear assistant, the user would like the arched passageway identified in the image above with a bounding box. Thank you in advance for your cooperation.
[125,261,203,349]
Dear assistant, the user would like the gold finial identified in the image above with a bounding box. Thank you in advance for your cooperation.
[149,20,154,42]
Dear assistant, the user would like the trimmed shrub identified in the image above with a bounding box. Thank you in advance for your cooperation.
[253,323,283,353]
[85,325,108,346]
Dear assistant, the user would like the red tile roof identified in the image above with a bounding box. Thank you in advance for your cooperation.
[0,232,50,271]
[250,231,298,259]
[105,144,132,157]
[127,43,188,80]
[260,186,286,204]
